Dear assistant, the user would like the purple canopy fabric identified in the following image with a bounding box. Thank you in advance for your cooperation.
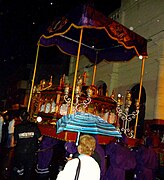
[39,4,148,63]
[105,142,136,180]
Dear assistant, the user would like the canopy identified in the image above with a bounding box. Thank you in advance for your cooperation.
[28,3,148,139]
[39,4,148,63]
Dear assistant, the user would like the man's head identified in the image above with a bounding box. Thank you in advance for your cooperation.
[77,134,96,156]
[145,136,153,148]
[20,110,29,121]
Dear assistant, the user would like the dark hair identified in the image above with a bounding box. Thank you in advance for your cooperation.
[20,110,29,121]
[145,137,153,147]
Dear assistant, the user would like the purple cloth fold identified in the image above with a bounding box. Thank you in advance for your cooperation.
[65,141,77,154]
[95,143,106,180]
[37,136,58,170]
[105,142,136,180]
[39,4,148,64]
[134,145,158,180]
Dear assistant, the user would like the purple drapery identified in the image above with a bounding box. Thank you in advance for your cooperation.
[105,142,136,180]
[39,4,148,63]
[36,136,59,172]
[95,142,106,180]
[134,145,158,180]
[64,141,77,155]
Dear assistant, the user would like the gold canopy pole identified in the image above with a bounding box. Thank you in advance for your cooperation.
[92,65,97,85]
[27,44,40,112]
[92,51,98,85]
[134,57,145,138]
[70,28,83,114]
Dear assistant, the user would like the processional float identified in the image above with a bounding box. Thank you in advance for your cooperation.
[28,4,148,144]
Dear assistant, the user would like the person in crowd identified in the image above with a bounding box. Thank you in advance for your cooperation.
[7,114,15,148]
[0,113,4,144]
[56,134,100,180]
[151,130,161,148]
[133,136,158,180]
[35,136,59,180]
[2,114,10,147]
[64,135,106,180]
[65,140,101,168]
[93,135,106,180]
[105,136,136,180]
[158,134,164,179]
[64,141,78,160]
[12,110,42,180]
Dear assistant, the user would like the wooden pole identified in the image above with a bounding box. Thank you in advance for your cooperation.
[134,57,145,138]
[70,28,83,114]
[92,65,97,85]
[27,44,40,112]
[92,51,98,85]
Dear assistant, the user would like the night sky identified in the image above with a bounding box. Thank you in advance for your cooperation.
[0,0,121,98]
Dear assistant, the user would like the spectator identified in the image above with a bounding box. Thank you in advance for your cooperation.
[64,135,106,177]
[56,134,100,180]
[105,137,136,180]
[151,130,161,148]
[13,110,42,180]
[7,115,15,148]
[35,136,59,180]
[2,114,10,147]
[0,113,4,144]
[158,134,164,179]
[133,137,158,180]
[64,140,102,169]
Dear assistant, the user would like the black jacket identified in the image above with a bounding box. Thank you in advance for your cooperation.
[14,121,42,154]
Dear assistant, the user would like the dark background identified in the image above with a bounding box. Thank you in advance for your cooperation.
[0,0,121,98]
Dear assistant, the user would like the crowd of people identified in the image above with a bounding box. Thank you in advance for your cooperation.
[0,109,164,180]
[63,133,162,180]
[0,112,16,148]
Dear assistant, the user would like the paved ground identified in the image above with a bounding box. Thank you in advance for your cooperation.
[0,143,162,180]
[0,146,15,180]
[0,142,66,180]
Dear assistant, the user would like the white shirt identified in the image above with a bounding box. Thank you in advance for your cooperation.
[56,154,100,180]
[8,119,15,134]
[0,115,4,132]
[0,115,4,143]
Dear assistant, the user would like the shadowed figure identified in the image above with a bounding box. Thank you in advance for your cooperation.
[105,139,136,180]
[35,136,59,179]
[133,137,158,180]
[93,135,106,180]
[13,110,42,180]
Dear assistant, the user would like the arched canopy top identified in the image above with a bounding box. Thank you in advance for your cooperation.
[39,4,148,64]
